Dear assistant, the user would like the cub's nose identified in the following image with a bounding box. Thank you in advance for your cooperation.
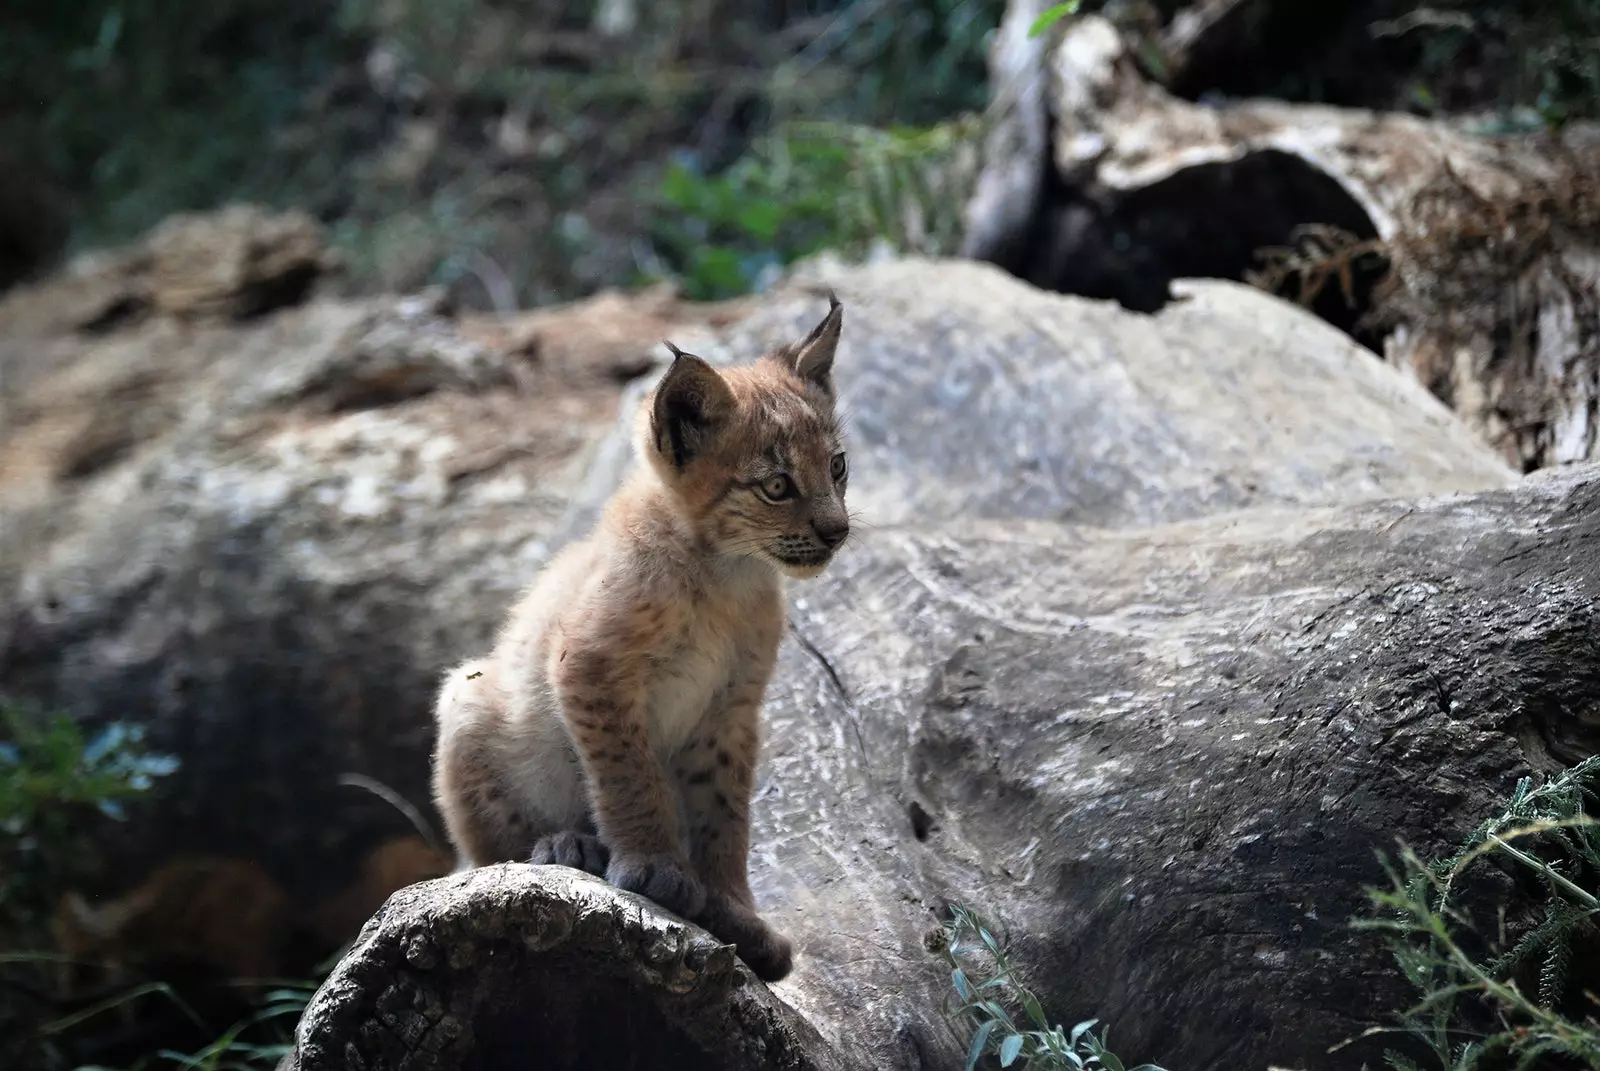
[813,519,849,548]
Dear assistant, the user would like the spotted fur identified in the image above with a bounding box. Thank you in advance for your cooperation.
[431,295,850,982]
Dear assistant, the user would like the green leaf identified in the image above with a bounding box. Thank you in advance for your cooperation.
[1000,1033,1024,1066]
[952,968,973,1001]
[979,1000,1018,1031]
[1020,989,1049,1029]
[685,247,746,300]
[1069,1019,1099,1045]
[735,200,783,243]
[1027,1,1080,39]
[658,162,699,210]
[967,1020,996,1071]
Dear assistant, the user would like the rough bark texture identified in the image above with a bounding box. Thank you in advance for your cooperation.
[290,462,1600,1071]
[7,222,1597,1070]
[284,866,844,1071]
[963,8,1600,471]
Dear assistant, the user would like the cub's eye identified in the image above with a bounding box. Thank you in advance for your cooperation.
[757,473,796,502]
[830,453,848,482]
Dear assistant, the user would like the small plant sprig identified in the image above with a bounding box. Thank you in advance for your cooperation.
[935,903,1169,1071]
[1,703,180,929]
[145,980,319,1071]
[1349,755,1600,1071]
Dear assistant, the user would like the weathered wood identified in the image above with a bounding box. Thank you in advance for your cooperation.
[291,461,1600,1070]
[962,8,1600,469]
[10,246,1593,1070]
[284,866,845,1071]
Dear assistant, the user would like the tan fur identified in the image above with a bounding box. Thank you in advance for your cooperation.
[307,834,454,945]
[431,295,851,982]
[50,858,292,997]
[50,838,455,999]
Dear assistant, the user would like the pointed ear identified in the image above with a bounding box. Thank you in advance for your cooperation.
[63,891,121,939]
[652,342,736,469]
[790,291,843,396]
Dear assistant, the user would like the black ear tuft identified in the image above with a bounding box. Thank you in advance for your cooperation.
[792,295,843,396]
[651,344,735,470]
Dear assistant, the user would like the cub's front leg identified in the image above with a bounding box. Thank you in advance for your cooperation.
[676,659,793,982]
[551,612,706,921]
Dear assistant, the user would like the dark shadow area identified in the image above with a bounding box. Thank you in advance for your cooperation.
[0,158,70,291]
[1163,1,1423,110]
[1007,149,1389,350]
[1154,0,1514,117]
[468,964,717,1071]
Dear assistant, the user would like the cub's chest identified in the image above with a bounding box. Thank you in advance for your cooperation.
[646,634,737,750]
[643,588,779,751]
[640,614,739,749]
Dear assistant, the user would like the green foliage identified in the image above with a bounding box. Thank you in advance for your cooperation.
[935,904,1169,1071]
[0,703,179,930]
[4,0,1005,300]
[0,704,181,1071]
[1381,1,1600,126]
[647,114,983,299]
[777,0,1002,126]
[140,982,317,1071]
[6,976,317,1071]
[625,0,1003,299]
[1028,1,1082,39]
[0,0,349,249]
[649,149,840,301]
[1350,756,1600,1071]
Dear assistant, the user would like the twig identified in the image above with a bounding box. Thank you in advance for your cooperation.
[335,774,445,856]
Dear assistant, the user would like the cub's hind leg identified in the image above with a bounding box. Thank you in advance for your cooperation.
[431,661,541,866]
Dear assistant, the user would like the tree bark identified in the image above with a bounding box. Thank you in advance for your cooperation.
[288,461,1600,1070]
[9,240,1591,1070]
[284,867,845,1071]
[962,7,1600,470]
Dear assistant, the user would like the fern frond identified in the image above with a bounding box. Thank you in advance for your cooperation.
[1382,1051,1427,1071]
[1538,925,1571,1009]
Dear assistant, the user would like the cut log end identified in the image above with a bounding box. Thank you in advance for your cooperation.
[282,865,841,1071]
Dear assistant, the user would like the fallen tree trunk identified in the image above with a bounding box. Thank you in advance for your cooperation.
[12,244,1586,1069]
[287,462,1600,1070]
[285,866,846,1071]
[964,8,1600,470]
[0,253,1503,934]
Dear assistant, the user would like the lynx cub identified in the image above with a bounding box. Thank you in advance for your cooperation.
[431,295,850,982]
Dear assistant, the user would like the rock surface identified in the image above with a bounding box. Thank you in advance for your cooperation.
[557,257,1512,542]
[0,230,748,911]
[8,224,1592,1070]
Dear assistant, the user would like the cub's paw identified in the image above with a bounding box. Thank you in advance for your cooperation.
[606,853,707,919]
[529,832,610,877]
[701,897,794,983]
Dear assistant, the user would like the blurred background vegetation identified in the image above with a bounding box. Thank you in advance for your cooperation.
[0,0,1002,303]
[2,0,1597,306]
[3,1,1600,1068]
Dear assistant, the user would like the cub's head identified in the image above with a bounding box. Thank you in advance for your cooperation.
[643,293,850,579]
